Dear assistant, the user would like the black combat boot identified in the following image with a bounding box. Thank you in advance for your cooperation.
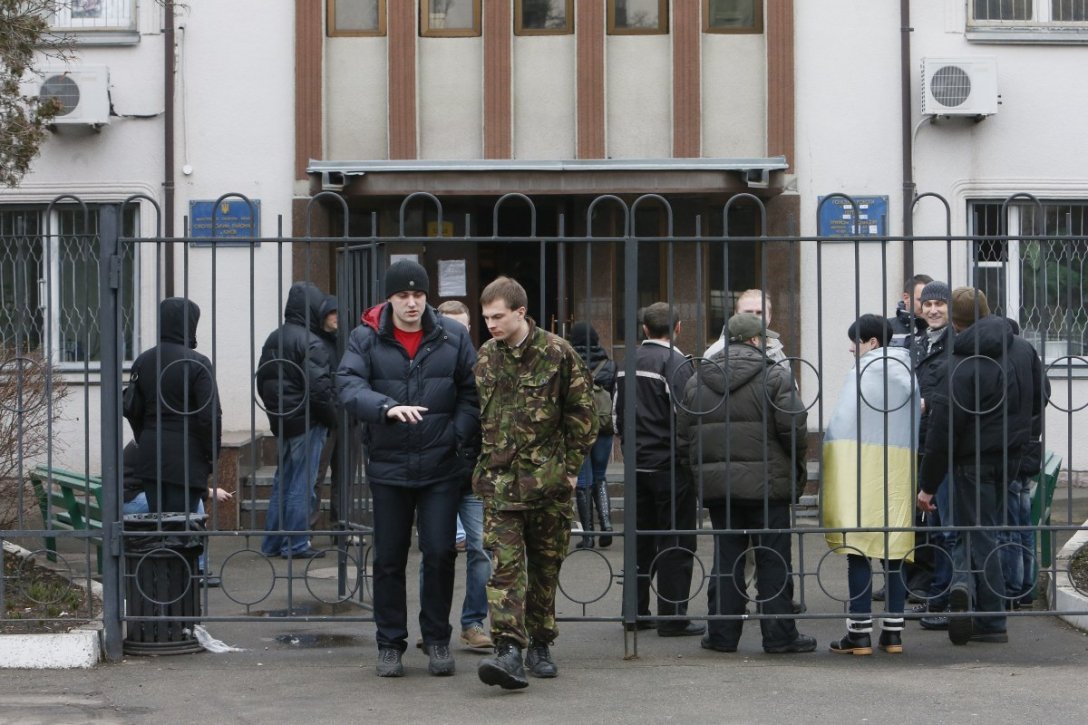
[879,618,904,654]
[575,487,594,548]
[829,618,873,656]
[592,479,613,548]
[525,639,558,678]
[478,640,529,690]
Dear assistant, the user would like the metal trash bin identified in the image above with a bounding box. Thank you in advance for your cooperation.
[122,512,206,655]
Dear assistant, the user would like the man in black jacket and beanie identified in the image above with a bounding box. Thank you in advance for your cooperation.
[338,260,480,678]
[917,288,1044,646]
[257,282,339,561]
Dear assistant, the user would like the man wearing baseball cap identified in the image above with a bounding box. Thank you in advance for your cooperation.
[339,259,481,677]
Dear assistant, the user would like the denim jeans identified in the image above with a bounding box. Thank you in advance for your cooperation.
[457,493,490,628]
[577,434,613,489]
[124,492,208,572]
[949,464,1007,634]
[926,476,957,608]
[847,554,905,616]
[261,425,327,557]
[998,477,1035,601]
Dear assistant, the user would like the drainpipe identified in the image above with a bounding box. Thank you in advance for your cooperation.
[164,1,175,296]
[900,0,915,275]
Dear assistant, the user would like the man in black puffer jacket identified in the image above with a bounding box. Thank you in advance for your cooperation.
[338,260,480,679]
[257,282,339,560]
[679,312,814,655]
[917,288,1044,646]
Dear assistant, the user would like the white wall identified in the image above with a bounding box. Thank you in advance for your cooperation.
[513,35,575,159]
[325,38,389,160]
[606,35,671,159]
[419,38,483,158]
[701,32,765,156]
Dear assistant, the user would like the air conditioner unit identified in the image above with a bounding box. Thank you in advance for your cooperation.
[37,66,111,128]
[920,57,998,117]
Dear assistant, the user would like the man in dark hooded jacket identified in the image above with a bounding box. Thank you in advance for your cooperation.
[338,260,480,678]
[257,281,338,560]
[917,288,1044,645]
[125,297,222,514]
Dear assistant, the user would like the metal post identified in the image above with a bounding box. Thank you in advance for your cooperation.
[97,205,124,661]
[621,224,639,657]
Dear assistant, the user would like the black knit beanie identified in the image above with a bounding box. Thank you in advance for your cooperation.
[384,260,429,297]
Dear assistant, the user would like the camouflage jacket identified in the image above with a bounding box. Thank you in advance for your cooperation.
[473,318,598,510]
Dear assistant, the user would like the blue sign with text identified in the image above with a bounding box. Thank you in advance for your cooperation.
[817,195,888,238]
[189,200,260,245]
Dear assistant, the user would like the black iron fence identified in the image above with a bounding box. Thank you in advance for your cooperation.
[1,191,1085,662]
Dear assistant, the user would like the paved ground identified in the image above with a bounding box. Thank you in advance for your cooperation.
[4,486,1088,724]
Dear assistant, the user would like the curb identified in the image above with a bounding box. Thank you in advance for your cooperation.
[1052,521,1088,633]
[0,542,102,669]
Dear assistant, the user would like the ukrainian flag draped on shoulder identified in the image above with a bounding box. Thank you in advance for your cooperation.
[822,346,920,561]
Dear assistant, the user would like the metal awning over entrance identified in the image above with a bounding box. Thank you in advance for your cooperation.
[306,157,789,197]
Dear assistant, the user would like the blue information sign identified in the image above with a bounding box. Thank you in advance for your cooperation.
[189,200,260,245]
[817,195,888,238]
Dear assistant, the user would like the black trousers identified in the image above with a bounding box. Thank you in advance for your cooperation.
[705,500,800,649]
[634,468,697,624]
[369,478,460,652]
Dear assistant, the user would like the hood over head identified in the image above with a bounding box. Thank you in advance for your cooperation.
[284,281,328,335]
[952,314,1013,359]
[158,297,200,348]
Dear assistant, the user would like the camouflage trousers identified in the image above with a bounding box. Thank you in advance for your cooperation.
[483,500,572,648]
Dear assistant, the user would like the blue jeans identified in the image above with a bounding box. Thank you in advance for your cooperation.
[998,477,1035,601]
[261,425,327,557]
[926,476,957,608]
[577,434,613,489]
[949,464,1007,634]
[847,554,905,616]
[124,492,208,572]
[458,493,490,628]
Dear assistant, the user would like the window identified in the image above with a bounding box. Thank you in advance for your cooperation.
[327,0,386,37]
[515,0,573,35]
[50,0,136,32]
[703,0,763,34]
[970,199,1088,361]
[0,205,138,367]
[968,1,1088,41]
[420,0,481,37]
[608,0,668,35]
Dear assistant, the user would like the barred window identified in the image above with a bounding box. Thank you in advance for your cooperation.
[970,199,1088,360]
[50,0,137,32]
[0,205,138,367]
[970,0,1088,26]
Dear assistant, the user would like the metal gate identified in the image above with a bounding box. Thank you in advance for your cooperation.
[2,190,1086,662]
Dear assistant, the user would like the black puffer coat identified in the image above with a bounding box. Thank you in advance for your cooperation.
[919,315,1044,494]
[338,301,480,488]
[257,282,338,439]
[677,343,807,503]
[125,297,222,489]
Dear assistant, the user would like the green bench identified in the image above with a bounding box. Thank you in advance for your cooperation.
[1030,449,1062,579]
[28,464,105,574]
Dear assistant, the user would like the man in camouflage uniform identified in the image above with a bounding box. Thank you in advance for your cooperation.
[473,276,598,690]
